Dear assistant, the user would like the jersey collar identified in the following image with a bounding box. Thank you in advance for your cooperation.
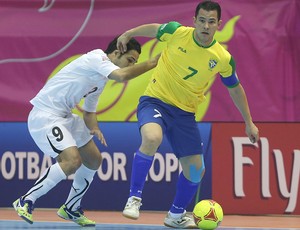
[193,34,216,48]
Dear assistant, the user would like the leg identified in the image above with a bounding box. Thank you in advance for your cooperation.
[162,108,204,228]
[25,146,81,202]
[164,154,205,229]
[13,147,80,224]
[64,139,101,210]
[14,108,89,225]
[57,139,101,227]
[21,108,82,203]
[123,122,163,220]
[173,154,205,213]
[130,122,163,197]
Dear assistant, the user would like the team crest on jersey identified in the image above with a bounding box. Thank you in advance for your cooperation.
[208,59,218,70]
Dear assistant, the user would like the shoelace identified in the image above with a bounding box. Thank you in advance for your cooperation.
[20,199,34,214]
[130,200,142,209]
[76,207,84,215]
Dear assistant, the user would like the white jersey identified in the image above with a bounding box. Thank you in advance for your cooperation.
[30,49,119,117]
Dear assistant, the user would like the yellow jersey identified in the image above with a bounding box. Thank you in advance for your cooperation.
[144,21,239,113]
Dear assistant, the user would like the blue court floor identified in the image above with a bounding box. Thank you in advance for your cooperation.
[0,220,299,230]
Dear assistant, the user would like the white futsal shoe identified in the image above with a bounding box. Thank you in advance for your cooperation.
[122,196,142,220]
[164,211,198,229]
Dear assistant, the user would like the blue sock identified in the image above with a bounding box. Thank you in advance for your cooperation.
[170,172,200,214]
[129,150,154,198]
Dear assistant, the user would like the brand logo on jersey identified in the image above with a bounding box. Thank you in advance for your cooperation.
[178,47,187,53]
[160,23,167,31]
[83,87,98,97]
[208,59,218,70]
[153,109,162,118]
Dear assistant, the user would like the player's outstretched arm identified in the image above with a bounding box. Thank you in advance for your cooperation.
[108,53,160,82]
[117,24,161,53]
[228,84,259,143]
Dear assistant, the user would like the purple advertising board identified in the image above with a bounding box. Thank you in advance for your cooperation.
[0,122,212,211]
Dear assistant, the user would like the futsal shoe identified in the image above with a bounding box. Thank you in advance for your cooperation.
[12,197,34,224]
[164,211,198,229]
[122,196,142,220]
[57,204,96,227]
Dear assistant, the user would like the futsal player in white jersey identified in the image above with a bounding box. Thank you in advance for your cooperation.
[12,36,159,227]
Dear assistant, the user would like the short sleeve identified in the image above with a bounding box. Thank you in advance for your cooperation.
[156,21,182,41]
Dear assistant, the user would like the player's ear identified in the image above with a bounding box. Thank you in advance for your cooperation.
[218,19,222,28]
[114,50,121,55]
[113,50,122,58]
[193,16,196,24]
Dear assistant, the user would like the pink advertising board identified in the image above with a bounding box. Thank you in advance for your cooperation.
[0,0,299,121]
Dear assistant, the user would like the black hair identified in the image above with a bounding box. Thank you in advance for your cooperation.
[104,36,141,55]
[195,1,221,21]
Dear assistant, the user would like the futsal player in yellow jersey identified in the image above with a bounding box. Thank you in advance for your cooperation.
[145,22,237,113]
[118,1,259,228]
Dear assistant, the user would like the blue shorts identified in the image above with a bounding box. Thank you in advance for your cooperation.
[137,96,203,158]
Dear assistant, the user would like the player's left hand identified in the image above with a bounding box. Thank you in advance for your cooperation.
[90,129,108,147]
[245,122,259,143]
[117,33,131,53]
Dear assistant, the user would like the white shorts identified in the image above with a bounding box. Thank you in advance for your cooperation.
[28,107,93,158]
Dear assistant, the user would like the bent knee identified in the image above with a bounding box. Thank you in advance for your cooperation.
[60,157,82,175]
[71,157,82,170]
[89,153,102,170]
[189,164,205,183]
[142,133,162,150]
[81,151,102,170]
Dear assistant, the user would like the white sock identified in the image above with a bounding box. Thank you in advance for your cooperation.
[65,164,96,211]
[169,210,186,219]
[23,163,66,203]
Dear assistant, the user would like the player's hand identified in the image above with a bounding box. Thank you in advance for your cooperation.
[153,53,161,63]
[117,33,131,53]
[90,129,108,147]
[149,53,161,67]
[245,122,259,143]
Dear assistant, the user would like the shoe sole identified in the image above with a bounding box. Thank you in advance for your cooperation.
[57,212,68,221]
[57,212,96,227]
[122,212,139,220]
[12,200,33,225]
[164,222,198,229]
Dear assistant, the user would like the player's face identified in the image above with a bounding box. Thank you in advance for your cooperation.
[113,50,139,68]
[193,8,221,46]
